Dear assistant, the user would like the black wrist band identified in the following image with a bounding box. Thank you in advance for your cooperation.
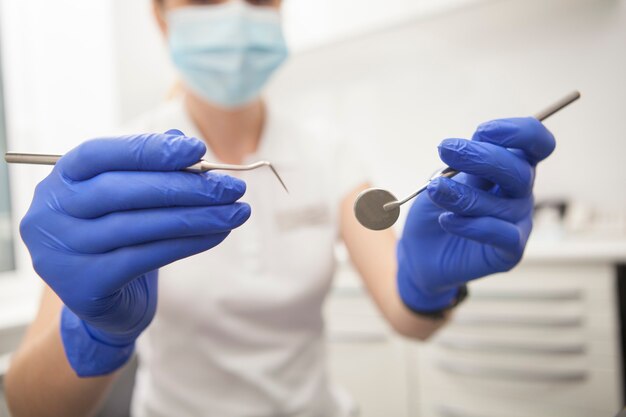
[406,285,469,320]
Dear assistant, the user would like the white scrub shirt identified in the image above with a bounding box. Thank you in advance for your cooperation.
[125,97,368,417]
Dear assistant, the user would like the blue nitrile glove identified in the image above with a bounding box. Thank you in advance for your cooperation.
[397,117,556,312]
[20,131,251,376]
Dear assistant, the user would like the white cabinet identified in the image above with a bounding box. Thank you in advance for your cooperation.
[410,263,621,417]
[325,261,623,417]
[0,324,26,417]
[325,287,410,417]
[0,391,8,417]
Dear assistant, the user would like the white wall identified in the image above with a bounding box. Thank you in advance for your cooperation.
[110,0,626,211]
[268,0,626,210]
[110,0,176,126]
[0,0,117,290]
[109,0,484,123]
[281,0,481,51]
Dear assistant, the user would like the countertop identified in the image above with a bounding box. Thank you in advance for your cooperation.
[523,235,626,263]
[1,234,626,330]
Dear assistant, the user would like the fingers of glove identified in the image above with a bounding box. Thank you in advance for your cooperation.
[472,117,556,164]
[60,203,251,254]
[60,171,247,218]
[95,233,231,294]
[453,172,494,192]
[427,177,533,222]
[58,132,206,181]
[438,139,534,198]
[164,128,185,136]
[438,213,526,256]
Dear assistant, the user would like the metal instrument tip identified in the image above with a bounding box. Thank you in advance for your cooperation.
[262,161,289,193]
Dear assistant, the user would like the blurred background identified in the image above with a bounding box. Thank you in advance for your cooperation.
[0,0,625,416]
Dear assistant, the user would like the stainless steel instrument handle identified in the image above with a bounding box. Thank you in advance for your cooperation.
[428,91,583,187]
[4,152,289,192]
[4,153,61,165]
[382,90,581,212]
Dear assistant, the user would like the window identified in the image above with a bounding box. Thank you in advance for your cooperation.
[0,40,14,273]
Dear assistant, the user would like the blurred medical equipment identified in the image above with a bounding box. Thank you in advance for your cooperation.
[4,151,289,193]
[354,91,581,231]
[533,198,626,238]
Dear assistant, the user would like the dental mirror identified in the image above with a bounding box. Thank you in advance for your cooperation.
[354,91,581,230]
[354,188,400,231]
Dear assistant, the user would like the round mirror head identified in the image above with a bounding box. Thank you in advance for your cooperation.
[353,188,400,231]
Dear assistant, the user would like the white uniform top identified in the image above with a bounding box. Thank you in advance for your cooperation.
[126,97,368,417]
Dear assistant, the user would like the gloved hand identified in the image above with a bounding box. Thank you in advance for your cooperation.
[20,131,251,376]
[397,117,556,312]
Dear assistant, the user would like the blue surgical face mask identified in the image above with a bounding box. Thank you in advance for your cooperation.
[167,1,289,109]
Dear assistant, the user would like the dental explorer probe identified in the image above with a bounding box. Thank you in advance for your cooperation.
[3,153,289,193]
[353,90,581,231]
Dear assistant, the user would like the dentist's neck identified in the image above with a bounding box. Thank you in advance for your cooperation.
[185,91,265,165]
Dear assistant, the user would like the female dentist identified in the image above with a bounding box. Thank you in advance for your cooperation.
[5,0,555,416]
